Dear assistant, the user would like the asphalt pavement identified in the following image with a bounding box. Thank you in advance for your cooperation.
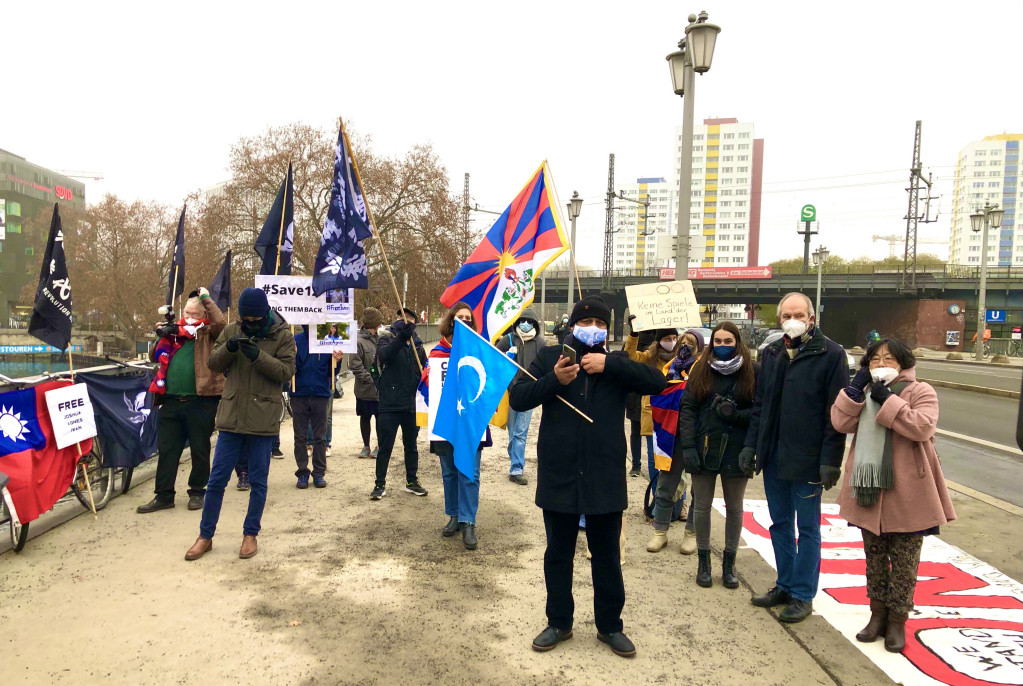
[916,358,1022,393]
[932,386,1019,447]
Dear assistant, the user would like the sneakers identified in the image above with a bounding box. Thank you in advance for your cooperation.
[679,529,698,555]
[325,445,332,457]
[297,475,309,489]
[271,447,284,459]
[371,447,379,458]
[404,481,428,496]
[509,474,528,485]
[357,446,372,459]
[532,626,573,652]
[137,497,174,514]
[313,477,327,488]
[370,485,386,500]
[629,466,641,477]
[597,631,636,658]
[646,529,668,552]
[236,472,250,490]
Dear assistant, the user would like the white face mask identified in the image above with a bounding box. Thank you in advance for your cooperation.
[781,319,808,338]
[660,340,675,352]
[870,366,899,384]
[184,317,201,326]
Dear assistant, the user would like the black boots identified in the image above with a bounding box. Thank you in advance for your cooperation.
[696,549,713,587]
[856,599,888,643]
[462,523,478,550]
[722,549,739,589]
[441,516,460,537]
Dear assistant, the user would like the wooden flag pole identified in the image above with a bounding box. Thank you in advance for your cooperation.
[512,359,593,424]
[340,116,424,376]
[274,163,290,277]
[171,264,180,318]
[67,350,98,518]
[570,249,583,301]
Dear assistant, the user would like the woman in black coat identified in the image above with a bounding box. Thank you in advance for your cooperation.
[677,321,759,590]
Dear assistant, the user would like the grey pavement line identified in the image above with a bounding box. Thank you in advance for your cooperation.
[934,428,1022,456]
[917,377,1021,399]
[943,478,1023,517]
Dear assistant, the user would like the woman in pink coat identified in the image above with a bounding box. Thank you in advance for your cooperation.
[831,338,955,654]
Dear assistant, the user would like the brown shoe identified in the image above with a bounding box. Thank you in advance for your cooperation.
[856,599,888,643]
[239,535,258,559]
[185,537,213,561]
[884,610,908,653]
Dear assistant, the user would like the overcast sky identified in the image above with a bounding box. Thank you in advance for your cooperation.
[6,1,1021,270]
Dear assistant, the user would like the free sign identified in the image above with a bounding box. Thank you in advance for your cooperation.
[44,383,97,450]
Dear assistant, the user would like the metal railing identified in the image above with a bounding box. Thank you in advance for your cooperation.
[538,265,1023,282]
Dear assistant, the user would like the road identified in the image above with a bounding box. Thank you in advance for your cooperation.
[916,359,1022,392]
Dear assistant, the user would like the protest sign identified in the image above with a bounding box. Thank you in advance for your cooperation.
[625,279,701,331]
[254,275,325,324]
[325,287,354,322]
[44,383,97,449]
[309,321,357,354]
[426,359,447,441]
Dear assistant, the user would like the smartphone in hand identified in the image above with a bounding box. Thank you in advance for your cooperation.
[561,344,577,365]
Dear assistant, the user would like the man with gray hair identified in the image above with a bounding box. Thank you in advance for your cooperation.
[740,291,847,623]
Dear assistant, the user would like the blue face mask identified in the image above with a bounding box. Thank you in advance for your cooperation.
[573,324,607,347]
[713,345,736,360]
[518,321,534,333]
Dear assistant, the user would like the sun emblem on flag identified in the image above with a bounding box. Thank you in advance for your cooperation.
[0,405,30,442]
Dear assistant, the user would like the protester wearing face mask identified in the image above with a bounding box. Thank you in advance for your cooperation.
[553,314,571,345]
[624,323,678,479]
[497,307,544,485]
[743,292,848,623]
[138,287,227,514]
[831,338,955,654]
[184,287,296,561]
[674,321,759,588]
[510,295,667,658]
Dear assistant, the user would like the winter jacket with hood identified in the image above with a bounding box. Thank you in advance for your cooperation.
[496,307,545,383]
[350,326,380,401]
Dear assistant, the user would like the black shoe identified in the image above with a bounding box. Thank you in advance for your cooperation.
[597,631,636,658]
[297,475,309,489]
[236,472,249,491]
[696,549,713,588]
[187,495,204,511]
[722,549,739,589]
[136,497,174,514]
[462,523,477,550]
[779,599,813,623]
[404,481,428,496]
[752,585,792,608]
[509,474,528,485]
[531,626,573,652]
[313,477,327,488]
[629,467,641,477]
[442,516,460,537]
[370,485,386,500]
[271,448,284,459]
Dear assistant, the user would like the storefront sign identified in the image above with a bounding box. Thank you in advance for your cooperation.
[659,266,773,280]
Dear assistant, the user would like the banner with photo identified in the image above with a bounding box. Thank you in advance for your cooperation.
[309,321,357,354]
[325,287,354,322]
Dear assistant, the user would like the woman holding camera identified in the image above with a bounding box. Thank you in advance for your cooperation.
[676,321,758,589]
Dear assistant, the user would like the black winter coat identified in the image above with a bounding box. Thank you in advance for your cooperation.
[509,334,667,514]
[375,323,427,412]
[677,363,759,477]
[745,327,848,482]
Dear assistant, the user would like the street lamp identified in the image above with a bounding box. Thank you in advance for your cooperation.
[566,191,584,313]
[970,204,1004,360]
[702,304,718,327]
[744,303,762,340]
[812,245,830,327]
[667,11,721,273]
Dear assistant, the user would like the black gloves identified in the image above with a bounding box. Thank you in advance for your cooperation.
[845,367,872,402]
[712,395,738,423]
[627,314,637,336]
[239,339,260,361]
[869,381,893,405]
[156,322,178,338]
[393,319,415,341]
[682,447,702,473]
[738,447,756,478]
[225,337,241,353]
[820,465,841,490]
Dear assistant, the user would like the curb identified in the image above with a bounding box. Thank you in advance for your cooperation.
[944,479,1023,517]
[917,377,1021,399]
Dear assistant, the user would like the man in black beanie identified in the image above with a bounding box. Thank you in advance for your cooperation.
[510,295,667,658]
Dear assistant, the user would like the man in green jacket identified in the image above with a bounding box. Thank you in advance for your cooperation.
[185,288,296,561]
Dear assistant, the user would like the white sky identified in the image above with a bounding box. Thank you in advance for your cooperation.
[6,1,1022,269]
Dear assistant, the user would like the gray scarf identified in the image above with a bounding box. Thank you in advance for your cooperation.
[851,381,908,506]
[710,355,743,375]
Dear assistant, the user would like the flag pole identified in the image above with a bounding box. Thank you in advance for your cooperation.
[171,264,180,318]
[513,360,593,424]
[340,116,424,375]
[274,163,290,277]
[67,348,98,518]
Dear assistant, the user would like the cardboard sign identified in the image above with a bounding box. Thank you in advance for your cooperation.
[625,279,701,331]
[325,288,354,322]
[44,383,97,449]
[309,321,357,354]
[253,275,326,325]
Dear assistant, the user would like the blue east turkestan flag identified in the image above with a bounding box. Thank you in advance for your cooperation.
[167,204,186,305]
[255,163,295,276]
[433,320,519,483]
[312,123,373,293]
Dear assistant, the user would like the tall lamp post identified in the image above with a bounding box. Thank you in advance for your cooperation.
[970,204,1003,360]
[566,191,584,314]
[812,245,830,328]
[666,11,720,273]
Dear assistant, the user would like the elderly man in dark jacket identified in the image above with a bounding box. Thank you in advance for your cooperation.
[496,306,544,485]
[510,295,666,659]
[740,291,848,623]
[371,308,428,500]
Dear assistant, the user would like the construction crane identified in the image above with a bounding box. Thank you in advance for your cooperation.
[872,234,946,259]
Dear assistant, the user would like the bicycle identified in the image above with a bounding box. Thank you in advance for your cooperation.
[1008,340,1023,358]
[70,439,116,512]
[971,342,992,359]
[0,469,28,552]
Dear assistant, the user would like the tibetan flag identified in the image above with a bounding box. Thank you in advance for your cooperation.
[415,337,452,428]
[254,163,295,276]
[649,362,688,472]
[440,162,569,342]
[167,204,186,306]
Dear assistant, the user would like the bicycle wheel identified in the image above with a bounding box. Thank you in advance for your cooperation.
[2,493,28,552]
[120,467,135,494]
[70,447,114,511]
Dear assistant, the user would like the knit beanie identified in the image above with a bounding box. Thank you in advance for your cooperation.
[361,307,383,330]
[683,327,706,352]
[238,287,270,318]
[569,296,612,327]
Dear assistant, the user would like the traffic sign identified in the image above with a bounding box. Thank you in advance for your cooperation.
[986,310,1006,323]
[800,204,816,222]
[658,266,773,281]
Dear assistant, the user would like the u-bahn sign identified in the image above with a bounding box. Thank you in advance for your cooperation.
[659,266,773,280]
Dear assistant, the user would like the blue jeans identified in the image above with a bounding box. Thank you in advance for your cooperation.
[507,407,532,476]
[200,432,274,539]
[306,395,333,445]
[762,458,823,603]
[436,442,482,524]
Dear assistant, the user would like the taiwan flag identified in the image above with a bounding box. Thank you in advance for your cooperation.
[0,381,92,523]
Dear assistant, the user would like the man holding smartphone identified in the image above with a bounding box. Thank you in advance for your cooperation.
[510,295,667,658]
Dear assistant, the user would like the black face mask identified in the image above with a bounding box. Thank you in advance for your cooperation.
[241,316,268,337]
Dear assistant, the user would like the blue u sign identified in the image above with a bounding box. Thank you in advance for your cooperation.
[986,310,1006,323]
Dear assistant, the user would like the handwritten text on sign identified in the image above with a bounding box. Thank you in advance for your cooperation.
[625,280,701,331]
[253,276,325,325]
[44,383,98,449]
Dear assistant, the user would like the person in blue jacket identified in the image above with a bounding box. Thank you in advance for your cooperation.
[291,325,342,489]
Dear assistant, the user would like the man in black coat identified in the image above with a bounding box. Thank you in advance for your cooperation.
[371,308,428,500]
[739,292,848,623]
[510,296,666,658]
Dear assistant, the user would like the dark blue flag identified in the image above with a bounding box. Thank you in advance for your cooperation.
[167,204,186,306]
[76,371,159,469]
[28,204,73,351]
[255,163,294,276]
[311,125,373,294]
[209,249,232,313]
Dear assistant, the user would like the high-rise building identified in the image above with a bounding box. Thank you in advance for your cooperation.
[949,134,1021,266]
[613,178,676,271]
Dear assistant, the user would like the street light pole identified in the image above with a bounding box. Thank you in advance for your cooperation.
[812,245,829,328]
[971,205,1004,360]
[566,191,584,313]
